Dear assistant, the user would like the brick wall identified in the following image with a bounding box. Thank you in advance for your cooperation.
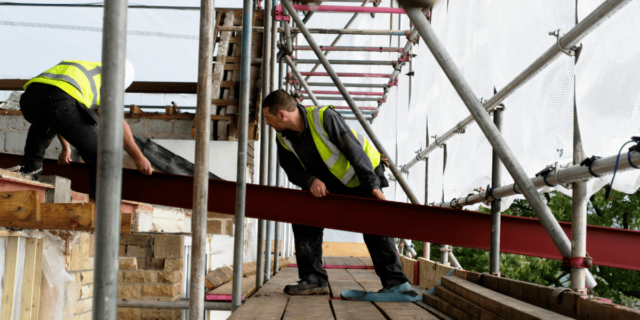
[117,234,185,320]
[66,232,95,320]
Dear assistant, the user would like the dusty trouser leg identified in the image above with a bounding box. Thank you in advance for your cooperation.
[291,223,328,285]
[20,124,56,174]
[363,233,408,289]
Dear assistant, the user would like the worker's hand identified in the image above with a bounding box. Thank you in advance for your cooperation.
[380,154,390,170]
[135,156,153,176]
[58,148,72,165]
[371,189,386,200]
[310,179,329,198]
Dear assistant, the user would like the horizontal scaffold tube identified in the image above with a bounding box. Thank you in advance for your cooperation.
[305,82,388,88]
[301,90,383,96]
[285,4,406,14]
[303,105,377,111]
[294,72,391,78]
[294,59,395,65]
[305,95,382,101]
[439,150,640,209]
[295,46,403,52]
[217,26,409,36]
[400,0,631,171]
[117,300,232,310]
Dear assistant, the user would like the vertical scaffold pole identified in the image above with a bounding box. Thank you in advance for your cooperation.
[256,0,272,290]
[404,7,597,287]
[490,106,503,275]
[188,0,216,318]
[281,0,420,204]
[424,125,430,260]
[571,105,588,293]
[93,0,127,318]
[232,0,253,311]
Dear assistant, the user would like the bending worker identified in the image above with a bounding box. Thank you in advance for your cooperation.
[262,89,418,300]
[19,60,153,196]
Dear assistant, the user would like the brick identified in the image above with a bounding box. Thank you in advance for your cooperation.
[164,259,183,271]
[120,234,152,246]
[158,271,182,284]
[136,257,151,270]
[0,117,8,130]
[127,245,150,257]
[141,308,181,320]
[119,257,138,270]
[80,271,93,285]
[117,308,141,320]
[80,284,93,299]
[150,258,165,270]
[4,131,27,153]
[153,235,183,259]
[73,311,92,320]
[123,270,159,283]
[118,284,142,299]
[142,284,180,297]
[89,234,95,257]
[9,116,23,130]
[119,245,126,256]
[70,233,91,271]
[75,297,92,314]
[127,119,145,135]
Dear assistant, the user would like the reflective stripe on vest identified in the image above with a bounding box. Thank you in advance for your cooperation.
[278,106,380,188]
[25,60,102,108]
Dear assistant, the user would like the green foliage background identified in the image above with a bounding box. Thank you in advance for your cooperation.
[411,188,640,308]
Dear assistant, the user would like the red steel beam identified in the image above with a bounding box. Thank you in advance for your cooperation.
[301,90,383,96]
[294,46,404,53]
[1,153,637,271]
[287,4,406,14]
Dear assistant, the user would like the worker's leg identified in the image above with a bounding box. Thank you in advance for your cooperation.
[362,234,408,289]
[20,124,56,175]
[291,223,328,285]
[19,84,60,175]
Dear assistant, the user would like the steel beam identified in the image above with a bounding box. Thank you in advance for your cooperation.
[282,0,419,204]
[281,4,406,14]
[218,26,408,35]
[296,72,391,78]
[231,0,253,311]
[406,7,597,288]
[294,59,395,65]
[93,0,128,319]
[295,45,403,52]
[400,0,632,173]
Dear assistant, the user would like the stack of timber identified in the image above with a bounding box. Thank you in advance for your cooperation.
[191,8,264,141]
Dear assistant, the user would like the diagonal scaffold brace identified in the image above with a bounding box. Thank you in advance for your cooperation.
[404,6,598,289]
[280,0,420,204]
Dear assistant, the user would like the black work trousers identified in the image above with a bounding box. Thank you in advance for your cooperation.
[19,83,99,196]
[292,190,408,289]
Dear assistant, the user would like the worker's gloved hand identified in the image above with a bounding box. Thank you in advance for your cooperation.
[58,148,72,165]
[135,156,154,176]
[371,189,386,200]
[310,178,329,198]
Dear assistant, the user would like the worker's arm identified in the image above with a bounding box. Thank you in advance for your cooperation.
[57,134,72,165]
[277,141,319,191]
[322,109,383,198]
[123,120,153,176]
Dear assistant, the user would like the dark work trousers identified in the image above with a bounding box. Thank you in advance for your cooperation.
[292,189,408,289]
[19,83,99,196]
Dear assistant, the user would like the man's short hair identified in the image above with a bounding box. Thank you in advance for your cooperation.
[262,90,297,115]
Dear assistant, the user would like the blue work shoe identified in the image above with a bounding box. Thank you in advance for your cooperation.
[340,282,422,302]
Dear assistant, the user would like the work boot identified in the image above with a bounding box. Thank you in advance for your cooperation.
[283,280,330,295]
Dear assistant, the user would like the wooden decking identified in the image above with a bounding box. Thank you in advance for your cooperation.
[228,256,440,320]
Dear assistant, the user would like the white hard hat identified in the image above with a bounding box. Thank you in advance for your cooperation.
[124,59,135,90]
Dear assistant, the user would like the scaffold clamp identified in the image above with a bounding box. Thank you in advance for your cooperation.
[273,5,291,21]
[562,256,593,269]
[549,29,580,57]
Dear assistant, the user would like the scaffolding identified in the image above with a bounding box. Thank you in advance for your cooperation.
[58,0,640,318]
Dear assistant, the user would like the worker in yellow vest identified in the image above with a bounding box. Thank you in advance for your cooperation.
[262,90,419,301]
[19,60,152,196]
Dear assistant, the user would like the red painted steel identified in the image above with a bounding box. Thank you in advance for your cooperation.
[301,90,383,96]
[287,4,406,14]
[302,105,377,111]
[294,46,404,53]
[292,72,391,78]
[1,153,638,271]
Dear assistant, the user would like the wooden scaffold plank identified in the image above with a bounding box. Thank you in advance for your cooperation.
[1,237,21,320]
[332,300,386,320]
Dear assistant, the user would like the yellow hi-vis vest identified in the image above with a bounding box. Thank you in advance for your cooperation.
[277,106,381,188]
[24,60,102,109]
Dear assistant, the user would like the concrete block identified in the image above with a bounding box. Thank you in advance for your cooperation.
[127,245,150,257]
[207,218,233,235]
[118,284,143,299]
[148,119,173,135]
[120,234,152,246]
[9,116,23,131]
[119,257,138,270]
[172,119,194,137]
[4,131,27,153]
[158,271,182,284]
[123,270,158,283]
[44,136,63,160]
[142,284,180,297]
[164,259,183,271]
[22,119,30,131]
[153,235,183,259]
[127,119,145,135]
[38,175,71,203]
[0,117,8,130]
[0,133,4,152]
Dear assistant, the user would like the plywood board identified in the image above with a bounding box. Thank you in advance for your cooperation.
[375,301,440,320]
[418,258,436,290]
[324,256,346,268]
[227,296,288,320]
[329,280,363,300]
[1,237,21,320]
[283,296,333,320]
[206,274,256,301]
[20,238,38,320]
[332,300,386,320]
[343,257,366,269]
[359,257,374,269]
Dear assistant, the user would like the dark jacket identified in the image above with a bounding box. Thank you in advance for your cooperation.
[277,105,388,197]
